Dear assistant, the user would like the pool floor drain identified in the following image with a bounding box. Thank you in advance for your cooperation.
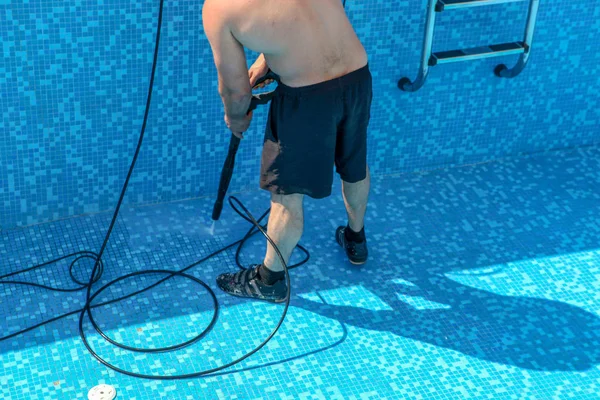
[88,384,116,400]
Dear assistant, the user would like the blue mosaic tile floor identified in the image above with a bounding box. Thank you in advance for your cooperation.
[1,146,600,399]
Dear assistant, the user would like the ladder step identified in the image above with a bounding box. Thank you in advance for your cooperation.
[430,41,526,65]
[436,0,526,12]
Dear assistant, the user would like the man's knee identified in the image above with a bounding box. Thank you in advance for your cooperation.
[271,193,304,209]
[342,165,370,186]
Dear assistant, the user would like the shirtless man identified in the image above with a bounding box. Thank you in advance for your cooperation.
[203,0,372,302]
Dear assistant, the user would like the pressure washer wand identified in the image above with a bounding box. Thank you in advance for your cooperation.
[211,134,242,221]
[211,71,279,222]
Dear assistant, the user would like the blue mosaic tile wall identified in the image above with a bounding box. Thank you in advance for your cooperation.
[1,0,599,229]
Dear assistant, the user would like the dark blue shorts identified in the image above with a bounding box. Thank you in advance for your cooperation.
[260,64,372,199]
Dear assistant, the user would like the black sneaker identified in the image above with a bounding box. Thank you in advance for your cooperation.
[336,226,368,265]
[216,265,288,303]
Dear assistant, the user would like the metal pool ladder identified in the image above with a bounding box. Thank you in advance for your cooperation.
[398,0,540,92]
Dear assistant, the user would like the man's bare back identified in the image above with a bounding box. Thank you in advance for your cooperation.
[204,0,368,88]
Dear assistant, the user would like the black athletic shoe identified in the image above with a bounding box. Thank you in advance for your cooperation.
[216,265,288,303]
[336,226,368,265]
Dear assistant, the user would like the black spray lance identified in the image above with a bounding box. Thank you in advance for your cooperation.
[211,70,280,226]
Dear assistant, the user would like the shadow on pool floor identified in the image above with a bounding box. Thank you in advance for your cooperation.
[1,146,599,375]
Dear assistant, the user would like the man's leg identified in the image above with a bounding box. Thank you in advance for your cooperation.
[214,191,303,301]
[342,166,370,233]
[332,65,372,264]
[261,193,304,280]
[336,167,370,264]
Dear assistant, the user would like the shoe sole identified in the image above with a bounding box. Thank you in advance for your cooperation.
[216,284,288,304]
[349,259,367,266]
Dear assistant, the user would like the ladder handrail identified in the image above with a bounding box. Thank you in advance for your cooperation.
[398,0,438,92]
[495,0,540,78]
[398,0,541,92]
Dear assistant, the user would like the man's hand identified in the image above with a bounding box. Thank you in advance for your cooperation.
[225,111,253,139]
[248,54,273,88]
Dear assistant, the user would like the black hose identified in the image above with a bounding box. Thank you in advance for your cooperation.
[0,0,308,380]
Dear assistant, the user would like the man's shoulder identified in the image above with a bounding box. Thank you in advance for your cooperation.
[203,0,249,20]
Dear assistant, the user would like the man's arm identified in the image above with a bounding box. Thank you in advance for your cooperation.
[202,0,252,134]
[248,54,270,87]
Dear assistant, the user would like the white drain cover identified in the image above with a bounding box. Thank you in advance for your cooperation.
[88,384,116,400]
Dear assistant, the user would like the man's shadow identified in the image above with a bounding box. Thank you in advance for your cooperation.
[291,150,600,372]
[292,265,600,371]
